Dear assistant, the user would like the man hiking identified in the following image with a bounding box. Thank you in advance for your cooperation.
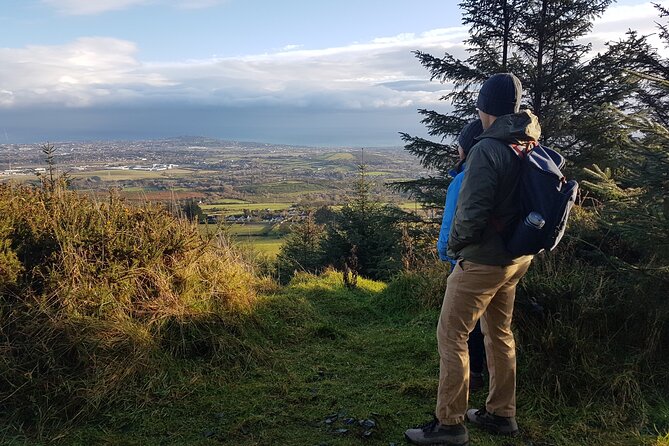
[405,73,541,446]
[436,118,487,394]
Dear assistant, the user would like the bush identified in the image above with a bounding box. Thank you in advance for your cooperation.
[516,206,669,426]
[0,184,261,432]
[377,263,450,316]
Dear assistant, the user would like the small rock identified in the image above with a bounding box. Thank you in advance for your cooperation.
[343,417,356,425]
[201,429,215,438]
[359,419,377,429]
[335,428,349,435]
[361,430,373,438]
[214,412,225,420]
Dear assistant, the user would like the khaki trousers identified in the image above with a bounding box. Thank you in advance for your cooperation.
[436,258,531,425]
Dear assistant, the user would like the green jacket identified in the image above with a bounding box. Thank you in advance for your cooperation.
[447,110,541,266]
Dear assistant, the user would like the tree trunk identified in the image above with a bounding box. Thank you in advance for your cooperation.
[502,0,510,71]
[533,0,548,120]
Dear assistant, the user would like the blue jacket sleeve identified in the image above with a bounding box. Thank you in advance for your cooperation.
[437,171,465,263]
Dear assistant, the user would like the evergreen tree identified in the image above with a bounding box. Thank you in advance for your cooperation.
[582,5,669,264]
[394,0,643,206]
[181,199,205,223]
[515,1,611,122]
[37,142,70,192]
[313,205,337,225]
[322,161,403,281]
[461,0,526,72]
[276,212,325,282]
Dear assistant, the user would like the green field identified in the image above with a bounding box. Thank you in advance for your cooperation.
[238,181,330,195]
[198,223,271,236]
[208,198,250,205]
[398,201,424,211]
[201,202,291,215]
[197,223,284,257]
[70,168,195,181]
[227,223,272,236]
[236,236,284,257]
[321,152,356,161]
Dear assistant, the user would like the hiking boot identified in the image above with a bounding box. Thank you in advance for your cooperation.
[404,416,469,445]
[469,373,485,392]
[465,408,518,436]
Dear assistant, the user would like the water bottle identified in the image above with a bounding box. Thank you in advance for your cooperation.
[524,211,545,229]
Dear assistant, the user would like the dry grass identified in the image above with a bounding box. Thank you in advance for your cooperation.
[0,183,262,434]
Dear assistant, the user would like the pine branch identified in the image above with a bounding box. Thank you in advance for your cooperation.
[398,133,458,171]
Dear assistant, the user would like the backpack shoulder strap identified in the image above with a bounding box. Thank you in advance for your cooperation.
[508,141,537,159]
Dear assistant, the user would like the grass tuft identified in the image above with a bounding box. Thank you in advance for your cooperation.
[0,183,263,434]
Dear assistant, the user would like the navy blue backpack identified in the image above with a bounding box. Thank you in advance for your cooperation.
[505,143,579,256]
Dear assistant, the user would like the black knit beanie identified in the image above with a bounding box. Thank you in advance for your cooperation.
[476,73,522,117]
[458,119,483,156]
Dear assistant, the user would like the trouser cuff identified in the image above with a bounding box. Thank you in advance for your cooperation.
[438,415,465,425]
[487,407,515,418]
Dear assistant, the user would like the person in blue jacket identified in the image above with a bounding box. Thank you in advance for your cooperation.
[436,118,486,393]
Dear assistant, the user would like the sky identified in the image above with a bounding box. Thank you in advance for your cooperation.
[0,0,667,147]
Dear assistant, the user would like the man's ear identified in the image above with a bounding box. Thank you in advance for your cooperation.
[478,109,497,129]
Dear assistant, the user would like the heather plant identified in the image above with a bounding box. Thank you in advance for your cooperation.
[0,183,261,432]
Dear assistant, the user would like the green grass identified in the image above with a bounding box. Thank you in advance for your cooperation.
[239,181,329,195]
[398,201,423,211]
[197,223,273,237]
[236,236,284,257]
[322,152,356,161]
[196,224,284,256]
[70,168,194,181]
[201,203,291,215]
[25,271,664,446]
[208,199,252,205]
[226,223,273,236]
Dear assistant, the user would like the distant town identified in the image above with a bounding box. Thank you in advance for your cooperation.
[0,136,431,226]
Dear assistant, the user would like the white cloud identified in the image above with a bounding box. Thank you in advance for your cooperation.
[588,1,669,55]
[173,0,228,9]
[597,1,669,24]
[42,0,229,15]
[0,26,468,110]
[0,37,173,107]
[4,1,667,113]
[144,27,469,109]
[42,0,151,15]
[280,44,303,52]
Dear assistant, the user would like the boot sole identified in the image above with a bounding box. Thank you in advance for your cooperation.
[404,435,469,446]
[404,433,470,446]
